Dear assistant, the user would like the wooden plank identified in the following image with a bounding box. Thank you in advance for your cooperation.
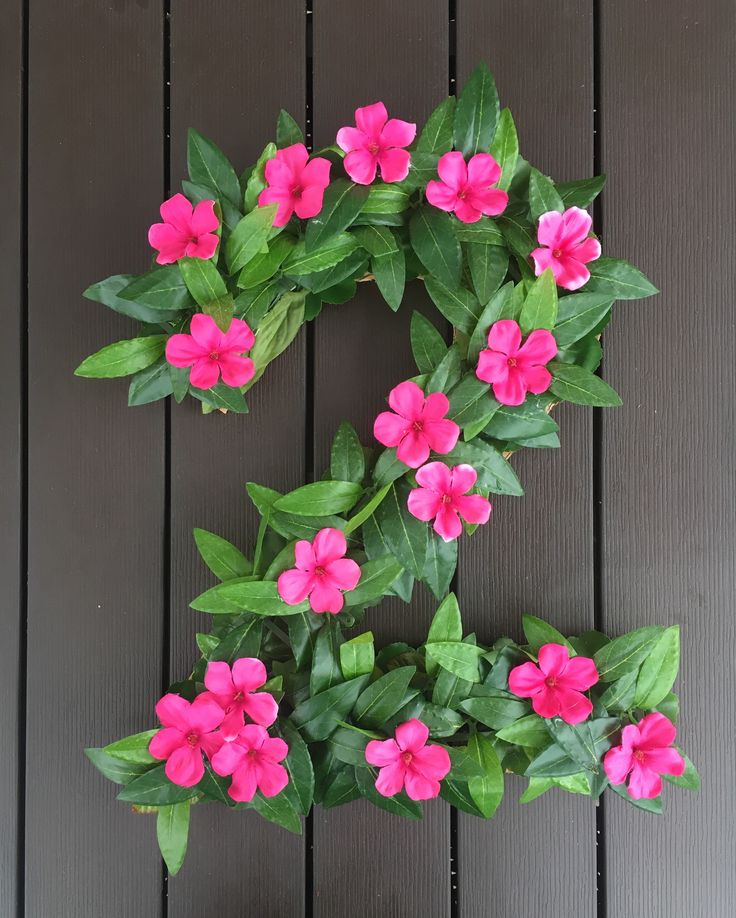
[25,3,165,916]
[166,2,307,914]
[0,1,23,910]
[455,3,597,916]
[310,3,450,915]
[599,3,736,915]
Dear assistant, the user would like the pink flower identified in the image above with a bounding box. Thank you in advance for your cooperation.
[508,643,599,725]
[165,313,255,390]
[277,527,361,614]
[531,207,602,291]
[148,193,219,265]
[604,713,685,800]
[425,152,508,224]
[203,659,278,741]
[149,693,225,787]
[407,462,491,542]
[373,380,460,469]
[365,719,451,800]
[336,102,416,185]
[258,143,331,227]
[210,724,289,803]
[476,319,557,406]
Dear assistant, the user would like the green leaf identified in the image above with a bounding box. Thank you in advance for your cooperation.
[427,592,462,644]
[495,715,549,748]
[634,625,680,708]
[85,748,154,785]
[118,265,194,312]
[320,765,362,809]
[422,534,457,601]
[284,233,358,275]
[484,398,558,442]
[234,281,279,328]
[594,626,665,682]
[440,778,486,817]
[584,256,658,300]
[330,422,365,484]
[190,382,248,414]
[489,108,519,192]
[467,282,515,363]
[75,336,165,379]
[187,128,241,208]
[410,207,462,289]
[237,235,295,289]
[497,213,536,260]
[599,668,639,712]
[453,62,500,156]
[117,764,199,805]
[664,754,700,791]
[280,722,315,815]
[460,693,529,729]
[426,642,484,683]
[103,730,158,765]
[362,184,410,214]
[423,276,480,334]
[353,666,416,729]
[528,168,564,221]
[372,248,405,311]
[274,480,362,516]
[276,109,304,147]
[127,357,174,406]
[553,291,613,348]
[244,143,277,212]
[344,557,404,606]
[609,781,662,813]
[226,205,277,274]
[329,726,370,767]
[84,273,181,323]
[306,179,370,251]
[549,362,622,407]
[655,692,680,723]
[156,802,190,876]
[179,256,227,307]
[447,372,499,430]
[522,614,574,654]
[340,632,375,680]
[193,528,251,582]
[375,482,428,579]
[352,225,399,256]
[310,619,344,695]
[290,676,370,741]
[453,218,505,246]
[344,482,392,534]
[525,743,580,778]
[468,733,504,818]
[417,96,456,154]
[253,790,303,834]
[191,579,306,616]
[556,175,607,208]
[356,766,423,818]
[211,617,263,664]
[519,269,558,334]
[443,440,523,496]
[247,290,306,385]
[410,311,447,374]
[426,343,463,394]
[467,243,508,305]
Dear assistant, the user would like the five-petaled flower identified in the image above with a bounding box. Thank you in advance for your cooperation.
[277,527,361,614]
[203,659,278,741]
[149,693,225,787]
[426,152,508,224]
[603,713,685,800]
[407,462,491,542]
[476,319,557,406]
[210,724,289,803]
[165,314,256,391]
[258,143,331,227]
[373,380,460,469]
[148,193,220,265]
[365,719,451,801]
[508,643,599,725]
[336,101,416,185]
[531,207,602,291]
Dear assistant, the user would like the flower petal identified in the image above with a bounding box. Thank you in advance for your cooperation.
[644,746,685,776]
[396,431,431,469]
[191,199,219,236]
[555,688,593,725]
[437,151,467,191]
[223,317,255,352]
[336,126,368,154]
[149,727,184,761]
[627,762,662,800]
[294,184,327,220]
[148,223,187,262]
[308,581,345,614]
[407,486,442,522]
[166,333,204,368]
[449,463,477,495]
[603,744,634,785]
[493,370,526,406]
[324,557,361,592]
[517,328,558,366]
[294,539,316,571]
[188,694,226,733]
[488,319,522,356]
[468,187,508,217]
[434,505,463,542]
[531,687,562,719]
[275,143,310,176]
[507,662,545,698]
[354,102,388,140]
[256,760,289,797]
[277,568,314,605]
[204,661,236,698]
[466,153,502,188]
[159,193,194,233]
[421,391,450,421]
[395,719,429,754]
[231,657,267,693]
[537,643,571,678]
[637,712,678,750]
[531,246,556,278]
[454,198,483,224]
[228,761,259,802]
[380,118,416,148]
[374,762,406,797]
[404,770,440,800]
[377,148,411,183]
[536,211,564,248]
[559,207,593,247]
[388,380,424,419]
[242,691,279,728]
[476,349,509,385]
[344,149,377,185]
[560,655,599,692]
[189,313,222,351]
[556,256,591,291]
[373,411,408,448]
[365,738,401,767]
[261,736,289,763]
[186,233,219,260]
[210,740,246,776]
[301,155,332,189]
[411,744,451,781]
[575,236,602,265]
[258,187,294,227]
[455,493,492,526]
[165,745,204,787]
[423,418,460,455]
[415,460,452,493]
[313,527,347,565]
[189,356,220,390]
[217,353,255,388]
[155,693,191,731]
[425,180,458,212]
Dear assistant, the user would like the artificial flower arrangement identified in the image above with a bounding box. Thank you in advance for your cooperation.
[83,65,697,874]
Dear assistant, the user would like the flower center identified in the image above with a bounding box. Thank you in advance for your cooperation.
[507,357,517,368]
[315,565,326,577]
[552,248,563,258]
[401,751,413,765]
[247,748,259,759]
[367,141,380,155]
[411,420,424,432]
[441,494,453,505]
[186,732,199,747]
[233,691,244,702]
[209,351,220,361]
[633,748,646,763]
[291,184,303,199]
[544,676,557,688]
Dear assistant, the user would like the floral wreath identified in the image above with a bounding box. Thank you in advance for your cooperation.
[83,65,696,874]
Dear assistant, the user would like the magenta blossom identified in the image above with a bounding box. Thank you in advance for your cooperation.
[165,314,255,390]
[604,713,685,800]
[531,207,602,291]
[258,143,331,227]
[277,527,361,614]
[373,380,460,469]
[210,724,289,803]
[336,101,416,185]
[508,643,599,725]
[149,693,225,787]
[426,152,508,224]
[407,462,491,542]
[365,719,451,801]
[148,193,220,265]
[476,319,557,406]
[203,659,278,741]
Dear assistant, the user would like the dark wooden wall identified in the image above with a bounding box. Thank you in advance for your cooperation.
[3,1,734,915]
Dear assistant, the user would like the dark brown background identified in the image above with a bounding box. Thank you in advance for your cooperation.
[2,1,734,915]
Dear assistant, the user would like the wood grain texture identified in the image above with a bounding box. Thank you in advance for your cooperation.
[25,2,165,915]
[0,1,23,910]
[455,3,598,916]
[310,3,451,915]
[599,3,736,916]
[167,3,306,915]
